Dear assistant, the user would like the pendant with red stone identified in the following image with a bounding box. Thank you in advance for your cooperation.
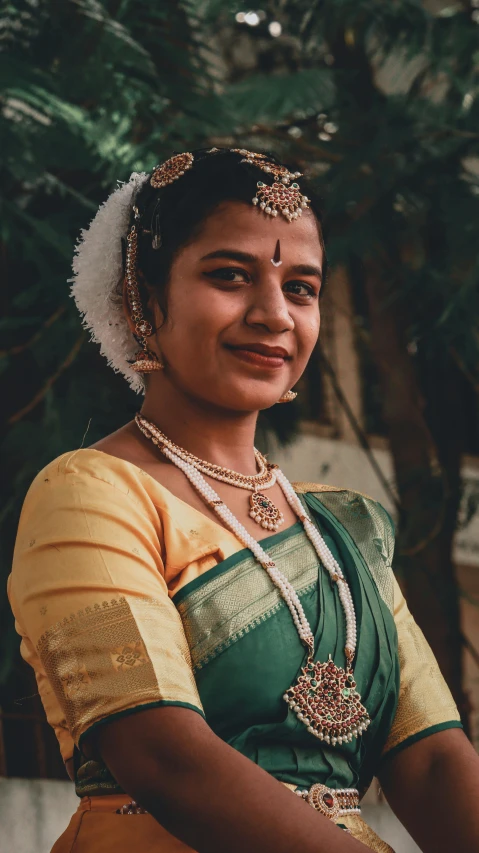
[283,654,370,746]
[249,491,284,531]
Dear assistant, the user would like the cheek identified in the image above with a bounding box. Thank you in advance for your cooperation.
[160,282,238,351]
[296,309,320,358]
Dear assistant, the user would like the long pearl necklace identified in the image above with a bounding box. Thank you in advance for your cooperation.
[135,413,370,747]
[136,415,284,532]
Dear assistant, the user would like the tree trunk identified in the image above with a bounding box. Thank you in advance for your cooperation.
[362,257,468,725]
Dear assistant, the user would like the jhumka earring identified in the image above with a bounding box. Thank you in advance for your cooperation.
[126,208,164,374]
[278,390,297,404]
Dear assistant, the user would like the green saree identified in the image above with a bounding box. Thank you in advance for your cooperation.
[174,491,399,796]
[74,489,400,799]
[12,451,462,853]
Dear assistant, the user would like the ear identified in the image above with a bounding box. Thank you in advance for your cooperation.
[146,288,165,330]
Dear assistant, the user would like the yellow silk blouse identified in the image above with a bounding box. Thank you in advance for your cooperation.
[8,448,460,766]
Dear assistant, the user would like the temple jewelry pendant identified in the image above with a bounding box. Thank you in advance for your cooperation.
[284,655,370,746]
[249,491,284,531]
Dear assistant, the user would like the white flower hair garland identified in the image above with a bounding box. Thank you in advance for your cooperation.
[70,171,149,394]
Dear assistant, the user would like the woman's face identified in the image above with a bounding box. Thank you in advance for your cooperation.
[148,200,323,412]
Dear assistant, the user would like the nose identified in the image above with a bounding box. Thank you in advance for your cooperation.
[245,277,295,334]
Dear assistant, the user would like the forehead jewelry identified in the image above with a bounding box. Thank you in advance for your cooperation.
[232,148,310,222]
[136,412,370,748]
[254,179,310,222]
[271,239,282,267]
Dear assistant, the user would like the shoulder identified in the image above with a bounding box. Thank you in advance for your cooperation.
[14,450,166,573]
[293,480,378,505]
[22,448,157,517]
[294,479,387,504]
[294,481,395,543]
[296,482,397,613]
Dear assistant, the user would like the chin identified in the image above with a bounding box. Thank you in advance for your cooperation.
[215,388,283,413]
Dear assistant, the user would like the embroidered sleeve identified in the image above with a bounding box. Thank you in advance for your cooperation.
[9,467,203,752]
[382,577,461,758]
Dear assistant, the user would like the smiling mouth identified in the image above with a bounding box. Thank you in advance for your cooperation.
[225,345,290,368]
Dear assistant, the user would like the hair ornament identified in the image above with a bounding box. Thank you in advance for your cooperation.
[232,148,310,221]
[150,152,194,188]
[232,148,269,163]
[70,171,150,394]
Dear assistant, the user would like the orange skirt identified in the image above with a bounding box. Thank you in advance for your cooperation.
[51,793,394,853]
[51,794,195,852]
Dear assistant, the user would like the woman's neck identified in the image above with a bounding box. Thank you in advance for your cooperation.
[139,384,260,476]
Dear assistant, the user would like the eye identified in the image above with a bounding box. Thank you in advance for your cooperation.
[284,281,317,298]
[207,267,251,283]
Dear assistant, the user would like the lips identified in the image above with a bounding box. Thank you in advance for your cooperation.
[225,343,291,369]
[227,343,291,359]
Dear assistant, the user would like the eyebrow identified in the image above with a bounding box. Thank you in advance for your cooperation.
[200,249,323,280]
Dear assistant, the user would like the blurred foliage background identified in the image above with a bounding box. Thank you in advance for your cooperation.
[1,0,479,773]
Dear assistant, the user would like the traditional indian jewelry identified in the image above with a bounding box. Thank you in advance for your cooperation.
[278,389,297,403]
[295,784,360,821]
[254,180,310,221]
[116,800,148,815]
[135,414,284,532]
[134,415,370,746]
[271,239,282,267]
[125,209,163,374]
[232,148,310,221]
[150,152,194,188]
[232,149,300,185]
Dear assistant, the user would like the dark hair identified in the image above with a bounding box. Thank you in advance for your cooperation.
[128,147,327,319]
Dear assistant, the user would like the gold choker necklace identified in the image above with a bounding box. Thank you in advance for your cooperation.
[135,413,284,532]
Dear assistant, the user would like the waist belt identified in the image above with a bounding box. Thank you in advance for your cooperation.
[294,783,360,822]
[116,782,361,820]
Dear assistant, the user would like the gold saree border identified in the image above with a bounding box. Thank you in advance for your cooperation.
[382,591,461,755]
[340,814,395,853]
[176,528,319,671]
[36,594,202,748]
[382,719,462,762]
[293,482,377,503]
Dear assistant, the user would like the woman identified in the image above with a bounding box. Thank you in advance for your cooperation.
[8,149,479,853]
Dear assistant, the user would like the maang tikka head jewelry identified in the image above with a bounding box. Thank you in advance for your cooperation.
[232,148,311,222]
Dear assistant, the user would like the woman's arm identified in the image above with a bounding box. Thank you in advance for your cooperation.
[379,728,479,852]
[93,705,369,853]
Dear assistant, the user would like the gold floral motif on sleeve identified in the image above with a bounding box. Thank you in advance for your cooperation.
[37,594,202,746]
